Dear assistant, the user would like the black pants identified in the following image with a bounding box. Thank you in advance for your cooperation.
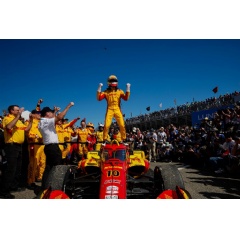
[42,143,62,189]
[0,143,22,194]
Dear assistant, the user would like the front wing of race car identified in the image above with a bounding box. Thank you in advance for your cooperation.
[37,163,191,199]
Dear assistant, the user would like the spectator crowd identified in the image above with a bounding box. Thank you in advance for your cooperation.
[0,91,240,199]
[125,91,239,124]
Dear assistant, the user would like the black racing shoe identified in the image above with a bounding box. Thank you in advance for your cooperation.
[26,183,36,190]
[33,185,43,197]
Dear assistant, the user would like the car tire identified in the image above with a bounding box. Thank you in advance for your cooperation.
[44,165,76,191]
[160,164,185,190]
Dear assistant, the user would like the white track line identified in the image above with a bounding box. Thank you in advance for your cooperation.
[178,164,191,170]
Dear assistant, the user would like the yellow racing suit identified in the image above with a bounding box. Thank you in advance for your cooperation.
[97,88,130,141]
[56,118,79,160]
[25,118,46,184]
[55,123,66,159]
[75,127,90,158]
[95,130,110,151]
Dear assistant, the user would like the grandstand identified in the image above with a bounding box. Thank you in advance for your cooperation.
[125,91,239,132]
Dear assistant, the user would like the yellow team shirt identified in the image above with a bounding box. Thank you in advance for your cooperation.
[96,131,104,142]
[56,123,75,143]
[113,132,122,142]
[76,128,90,143]
[96,131,110,142]
[25,118,43,143]
[63,124,74,142]
[3,114,26,144]
[56,124,65,143]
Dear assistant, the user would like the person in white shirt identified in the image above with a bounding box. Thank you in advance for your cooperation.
[38,102,74,188]
[146,129,158,162]
[157,127,167,143]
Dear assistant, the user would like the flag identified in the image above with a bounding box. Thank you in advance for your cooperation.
[212,86,218,93]
[146,106,150,111]
[159,103,162,108]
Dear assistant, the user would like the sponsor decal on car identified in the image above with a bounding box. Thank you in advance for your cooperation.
[104,179,121,184]
[106,186,119,192]
[106,191,119,194]
[104,166,123,170]
[105,195,118,199]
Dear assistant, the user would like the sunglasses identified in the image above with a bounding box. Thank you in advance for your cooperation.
[109,79,118,82]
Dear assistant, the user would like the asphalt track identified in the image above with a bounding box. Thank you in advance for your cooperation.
[10,162,240,199]
[152,162,240,199]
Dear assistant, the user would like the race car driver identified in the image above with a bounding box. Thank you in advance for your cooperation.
[97,75,130,143]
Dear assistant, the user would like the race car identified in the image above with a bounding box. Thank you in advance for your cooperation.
[37,140,191,199]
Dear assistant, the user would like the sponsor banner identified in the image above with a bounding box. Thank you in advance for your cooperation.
[191,105,234,126]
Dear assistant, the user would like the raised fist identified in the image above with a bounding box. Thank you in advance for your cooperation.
[97,83,103,92]
[126,83,131,92]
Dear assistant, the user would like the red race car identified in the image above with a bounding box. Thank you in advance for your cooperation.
[37,140,191,199]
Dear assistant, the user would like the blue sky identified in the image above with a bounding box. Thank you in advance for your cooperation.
[1,39,240,127]
[1,0,240,234]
